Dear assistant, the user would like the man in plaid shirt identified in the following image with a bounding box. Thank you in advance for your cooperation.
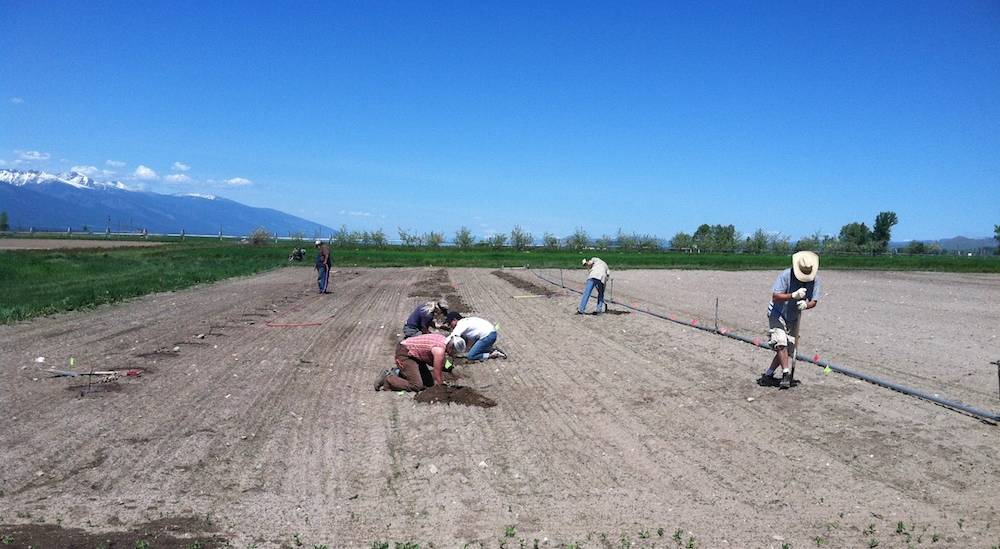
[375,332,466,392]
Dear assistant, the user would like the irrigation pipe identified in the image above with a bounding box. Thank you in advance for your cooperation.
[532,269,999,424]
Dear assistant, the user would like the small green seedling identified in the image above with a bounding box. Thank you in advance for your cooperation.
[672,529,683,544]
[135,540,150,549]
[505,525,516,538]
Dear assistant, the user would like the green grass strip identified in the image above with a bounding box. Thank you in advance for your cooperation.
[2,242,997,324]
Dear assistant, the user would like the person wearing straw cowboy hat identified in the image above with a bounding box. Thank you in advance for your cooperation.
[759,251,822,389]
[577,257,610,315]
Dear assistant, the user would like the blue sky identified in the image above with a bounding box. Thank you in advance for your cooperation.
[2,1,998,241]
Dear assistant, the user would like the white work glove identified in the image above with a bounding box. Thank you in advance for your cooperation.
[790,288,807,299]
[796,300,808,311]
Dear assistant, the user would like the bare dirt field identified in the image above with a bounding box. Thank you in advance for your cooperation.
[0,238,163,250]
[1,267,997,548]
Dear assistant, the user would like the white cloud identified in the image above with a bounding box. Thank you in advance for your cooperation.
[71,165,101,177]
[133,165,158,180]
[164,173,192,183]
[16,150,50,161]
[172,161,190,172]
[106,159,126,167]
[224,177,252,186]
[9,97,24,104]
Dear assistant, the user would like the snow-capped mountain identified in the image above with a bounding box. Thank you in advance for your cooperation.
[0,169,131,191]
[0,169,333,235]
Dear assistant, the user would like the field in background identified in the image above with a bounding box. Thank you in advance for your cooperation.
[3,237,998,323]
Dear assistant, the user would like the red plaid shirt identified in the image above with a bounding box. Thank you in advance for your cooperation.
[401,333,446,363]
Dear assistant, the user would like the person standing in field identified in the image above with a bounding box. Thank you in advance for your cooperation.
[374,332,466,392]
[402,299,449,339]
[444,312,507,361]
[314,239,332,294]
[759,251,822,389]
[578,257,610,314]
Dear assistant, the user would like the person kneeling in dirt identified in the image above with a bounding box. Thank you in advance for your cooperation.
[375,333,466,392]
[759,251,822,389]
[444,312,507,361]
[578,257,610,314]
[401,299,449,339]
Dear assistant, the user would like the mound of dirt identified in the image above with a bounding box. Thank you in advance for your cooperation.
[408,268,470,313]
[491,270,554,296]
[414,384,496,408]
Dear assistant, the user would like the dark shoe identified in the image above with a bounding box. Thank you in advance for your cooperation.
[374,369,391,391]
[576,310,585,315]
[492,348,508,359]
[757,373,775,386]
[779,371,791,389]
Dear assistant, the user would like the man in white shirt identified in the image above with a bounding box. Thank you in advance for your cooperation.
[578,257,610,314]
[445,313,507,361]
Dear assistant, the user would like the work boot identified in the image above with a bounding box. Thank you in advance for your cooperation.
[490,349,508,360]
[779,371,791,389]
[757,373,774,386]
[374,369,391,391]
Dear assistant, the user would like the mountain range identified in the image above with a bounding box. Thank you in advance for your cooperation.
[0,169,333,236]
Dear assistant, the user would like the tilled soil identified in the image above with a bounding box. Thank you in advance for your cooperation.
[1,267,997,548]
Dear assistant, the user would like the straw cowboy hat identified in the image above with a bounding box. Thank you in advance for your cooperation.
[792,251,819,282]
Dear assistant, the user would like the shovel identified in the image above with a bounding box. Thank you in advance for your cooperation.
[790,313,802,385]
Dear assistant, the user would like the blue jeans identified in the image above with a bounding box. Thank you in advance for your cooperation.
[316,265,330,292]
[578,278,605,313]
[466,331,498,361]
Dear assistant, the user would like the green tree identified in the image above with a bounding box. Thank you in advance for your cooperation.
[903,241,927,255]
[872,211,899,253]
[486,233,508,249]
[994,224,1000,255]
[454,226,475,249]
[692,224,713,250]
[370,228,387,248]
[542,232,559,249]
[424,231,444,248]
[670,231,693,250]
[744,229,769,254]
[838,222,872,251]
[794,230,824,252]
[510,225,533,250]
[594,234,613,249]
[0,211,7,231]
[768,233,791,254]
[566,227,589,250]
[333,224,359,247]
[397,227,423,247]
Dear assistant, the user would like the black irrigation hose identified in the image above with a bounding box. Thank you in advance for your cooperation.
[532,269,1000,424]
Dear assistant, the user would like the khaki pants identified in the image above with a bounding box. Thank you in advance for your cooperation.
[384,343,429,392]
[768,316,798,355]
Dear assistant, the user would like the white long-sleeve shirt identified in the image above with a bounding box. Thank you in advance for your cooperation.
[449,317,496,342]
[586,257,610,284]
